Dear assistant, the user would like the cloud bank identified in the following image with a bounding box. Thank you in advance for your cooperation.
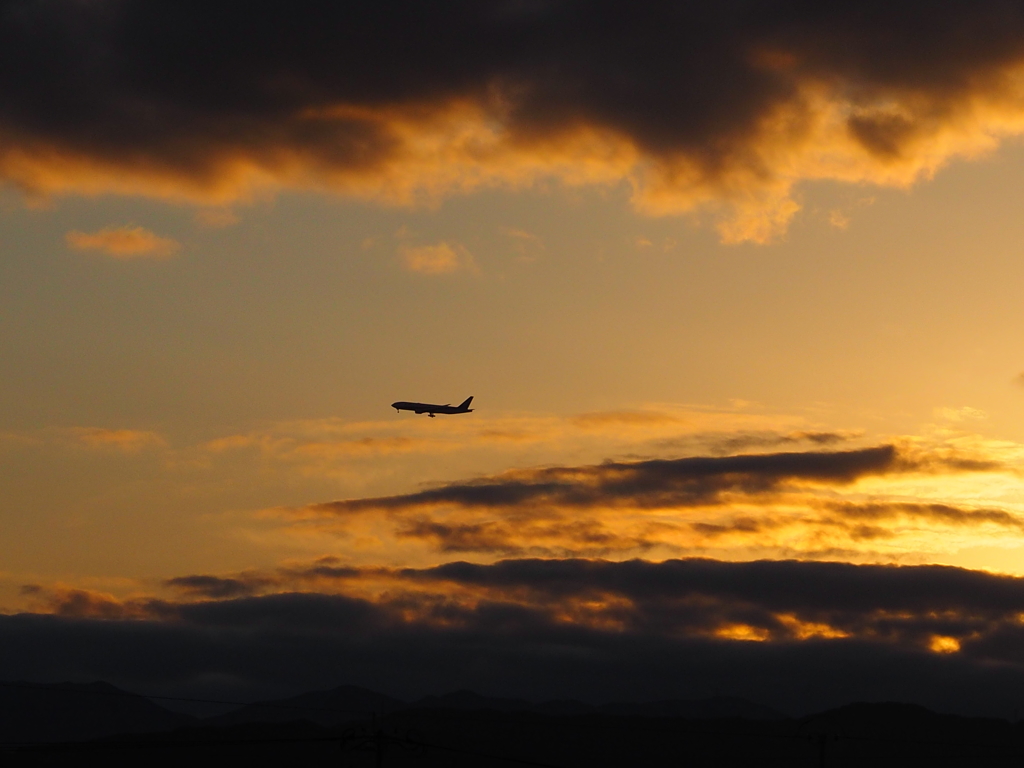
[7,1,1024,239]
[14,557,1024,716]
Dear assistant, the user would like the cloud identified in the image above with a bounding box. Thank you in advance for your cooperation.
[668,429,857,456]
[500,227,544,260]
[65,227,179,259]
[570,410,686,430]
[41,556,1024,642]
[822,501,1024,531]
[193,208,239,228]
[934,406,988,423]
[7,2,1024,240]
[193,405,808,478]
[21,586,154,620]
[205,434,430,458]
[165,575,269,599]
[281,445,1013,561]
[66,427,167,452]
[17,558,1024,715]
[315,446,917,514]
[400,241,475,274]
[828,210,850,229]
[376,496,1024,560]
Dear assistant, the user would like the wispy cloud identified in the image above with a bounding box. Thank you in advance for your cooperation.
[269,443,1015,563]
[165,574,275,600]
[205,433,430,458]
[500,227,544,261]
[163,408,1023,565]
[20,584,154,619]
[322,446,908,514]
[828,210,850,230]
[65,226,179,259]
[400,241,476,275]
[197,405,825,466]
[66,427,167,453]
[6,412,1019,573]
[570,410,686,430]
[193,208,239,228]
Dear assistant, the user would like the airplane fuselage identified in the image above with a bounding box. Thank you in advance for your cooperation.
[392,396,474,417]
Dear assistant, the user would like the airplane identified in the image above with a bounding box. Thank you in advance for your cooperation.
[392,396,474,417]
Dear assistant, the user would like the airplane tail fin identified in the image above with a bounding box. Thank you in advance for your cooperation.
[458,396,474,411]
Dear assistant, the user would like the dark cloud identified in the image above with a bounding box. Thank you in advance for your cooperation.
[314,445,998,519]
[317,446,906,515]
[405,557,1024,620]
[679,500,1024,545]
[5,1,1024,237]
[655,429,858,456]
[823,501,1024,530]
[165,575,266,599]
[48,589,136,619]
[394,515,651,557]
[12,558,1024,716]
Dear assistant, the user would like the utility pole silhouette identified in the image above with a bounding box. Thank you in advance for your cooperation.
[373,715,385,768]
[812,732,833,768]
[340,712,422,767]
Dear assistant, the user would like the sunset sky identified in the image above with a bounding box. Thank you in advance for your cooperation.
[8,0,1024,716]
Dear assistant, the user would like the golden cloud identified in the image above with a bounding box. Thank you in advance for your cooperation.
[66,427,167,452]
[400,241,476,275]
[24,87,1024,245]
[7,3,1024,242]
[172,410,1022,567]
[65,226,179,259]
[272,443,1023,564]
[570,410,686,430]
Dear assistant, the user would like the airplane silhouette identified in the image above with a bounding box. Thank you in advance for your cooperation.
[392,396,474,417]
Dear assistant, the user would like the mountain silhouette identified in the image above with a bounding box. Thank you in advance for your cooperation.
[801,700,1018,741]
[0,681,193,743]
[601,695,786,720]
[208,684,403,727]
[408,690,535,713]
[205,685,783,724]
[16,678,1022,767]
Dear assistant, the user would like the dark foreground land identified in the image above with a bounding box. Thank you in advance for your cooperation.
[5,683,1024,766]
[10,707,1024,767]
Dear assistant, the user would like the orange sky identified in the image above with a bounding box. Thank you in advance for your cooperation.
[7,0,1024,712]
